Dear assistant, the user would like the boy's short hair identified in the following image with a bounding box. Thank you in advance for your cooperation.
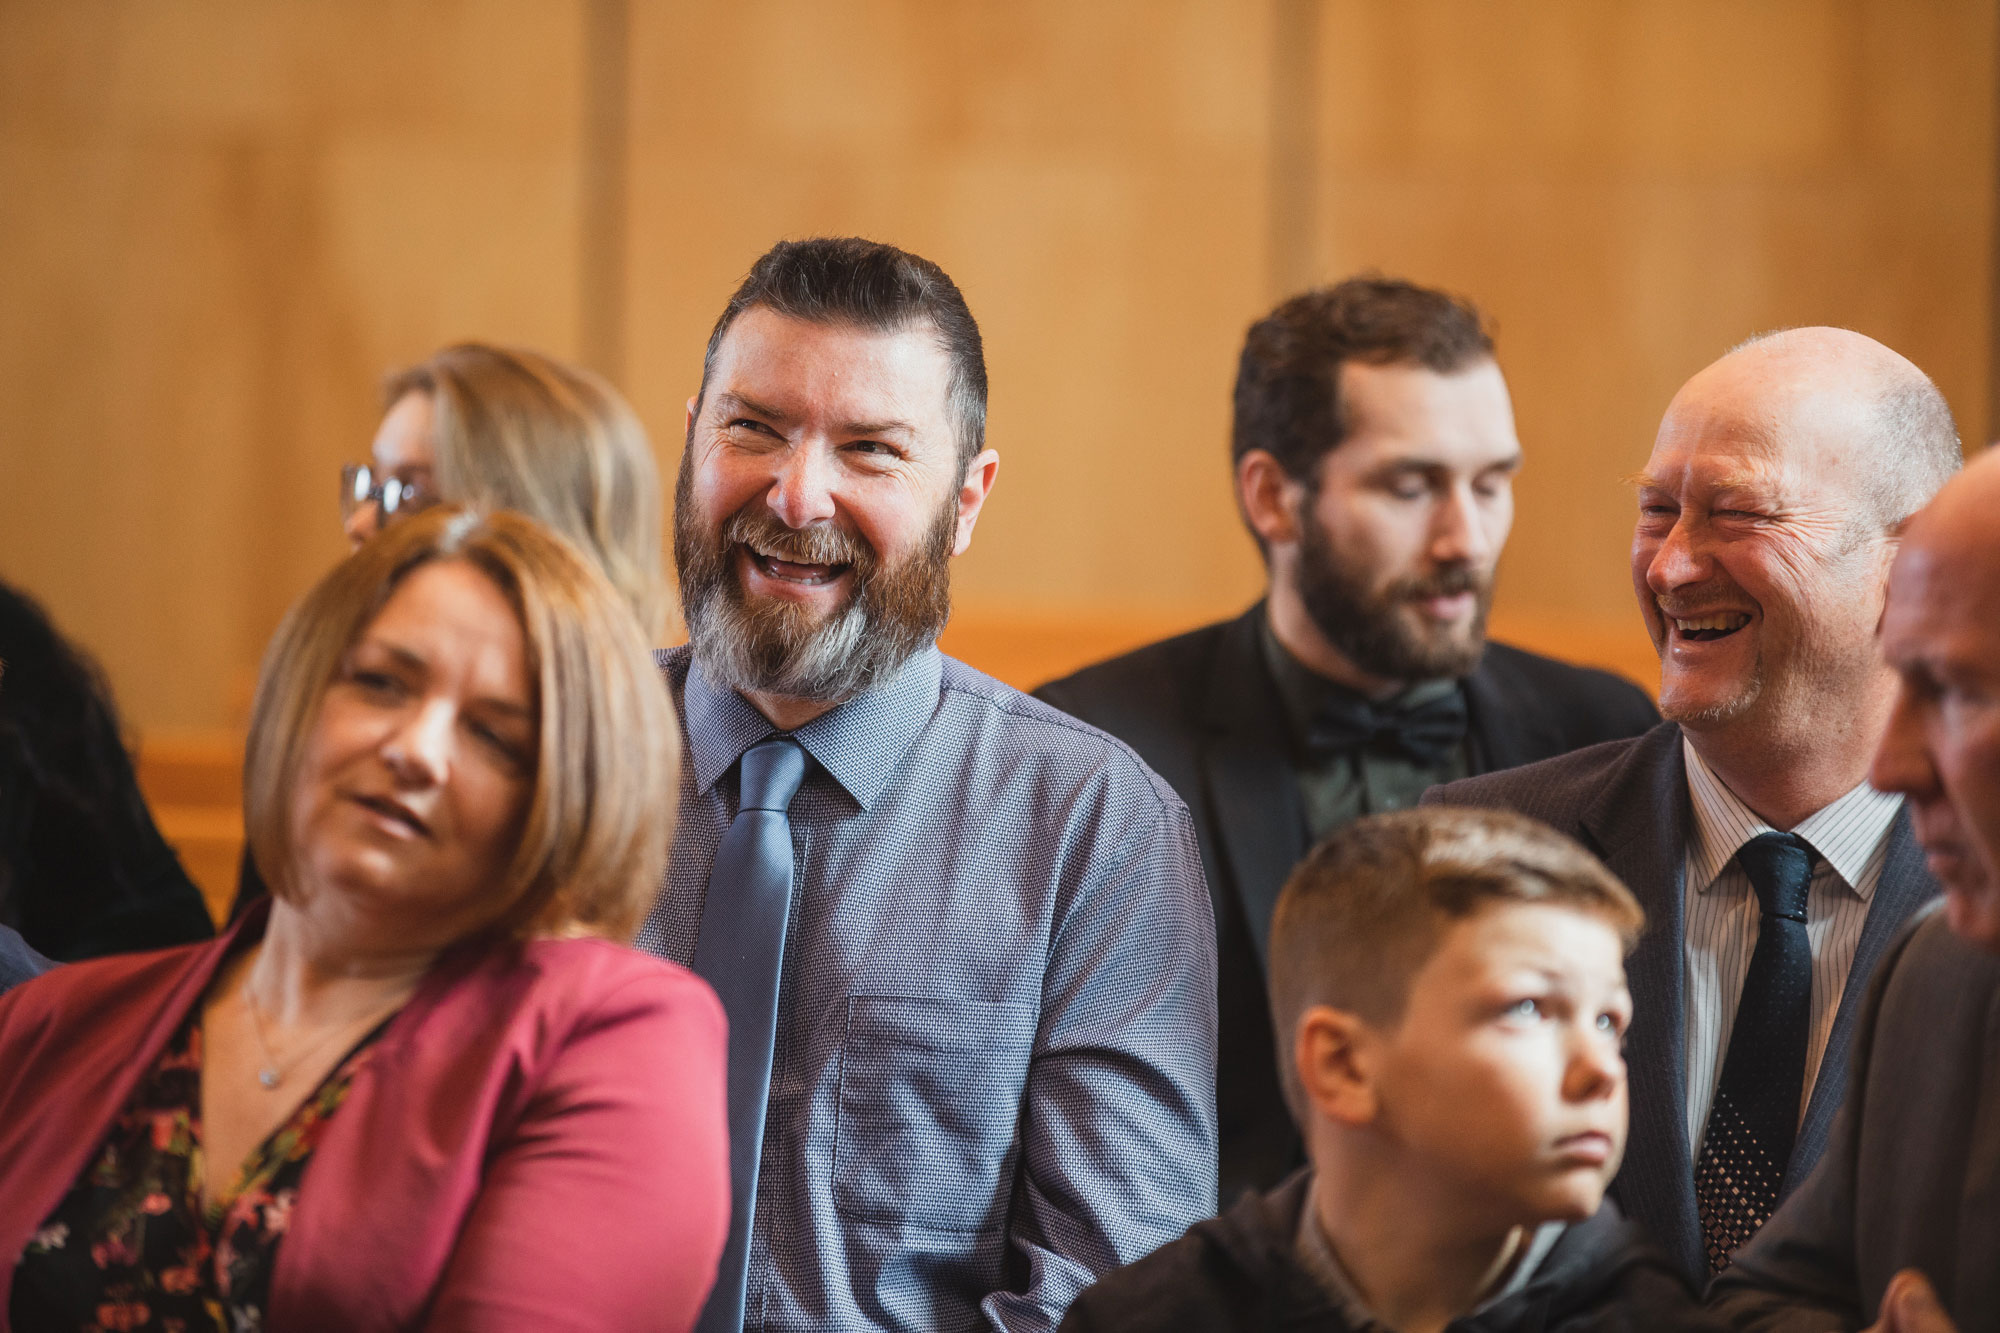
[1268,806,1644,1124]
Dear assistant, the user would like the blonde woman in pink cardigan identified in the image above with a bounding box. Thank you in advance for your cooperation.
[0,508,727,1332]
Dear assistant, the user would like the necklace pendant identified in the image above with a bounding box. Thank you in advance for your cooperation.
[258,1066,281,1089]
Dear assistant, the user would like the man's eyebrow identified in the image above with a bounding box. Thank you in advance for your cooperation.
[712,391,789,423]
[1624,470,1771,492]
[839,417,917,440]
[1365,452,1522,475]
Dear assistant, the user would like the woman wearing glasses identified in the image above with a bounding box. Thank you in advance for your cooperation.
[230,345,671,925]
[0,508,727,1331]
[340,343,668,642]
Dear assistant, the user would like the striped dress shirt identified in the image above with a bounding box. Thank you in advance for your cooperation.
[1679,738,1903,1159]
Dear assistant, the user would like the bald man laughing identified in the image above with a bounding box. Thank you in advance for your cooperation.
[1423,328,1958,1284]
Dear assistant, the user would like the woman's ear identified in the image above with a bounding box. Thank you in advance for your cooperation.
[1296,1004,1381,1127]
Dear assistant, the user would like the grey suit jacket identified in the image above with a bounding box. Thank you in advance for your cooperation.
[1708,906,2000,1330]
[1422,723,1941,1285]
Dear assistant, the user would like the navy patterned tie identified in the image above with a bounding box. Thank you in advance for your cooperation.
[1695,830,1817,1274]
[693,737,808,1333]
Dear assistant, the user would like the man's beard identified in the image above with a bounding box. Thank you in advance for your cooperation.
[1660,668,1763,728]
[674,470,955,705]
[1294,510,1493,683]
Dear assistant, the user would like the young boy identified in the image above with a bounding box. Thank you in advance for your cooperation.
[1059,806,1712,1332]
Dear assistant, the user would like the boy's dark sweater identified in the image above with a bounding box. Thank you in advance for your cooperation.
[1058,1170,1719,1333]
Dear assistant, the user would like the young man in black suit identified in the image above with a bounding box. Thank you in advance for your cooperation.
[1036,278,1659,1202]
[1425,328,1958,1286]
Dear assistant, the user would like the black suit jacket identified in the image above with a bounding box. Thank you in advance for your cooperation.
[1034,604,1661,1203]
[1423,724,1942,1286]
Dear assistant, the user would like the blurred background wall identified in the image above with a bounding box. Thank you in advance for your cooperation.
[1,1,1994,904]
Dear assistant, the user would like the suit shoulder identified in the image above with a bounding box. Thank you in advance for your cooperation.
[1032,618,1234,729]
[1480,642,1659,733]
[1423,729,1663,827]
[1876,904,1999,1011]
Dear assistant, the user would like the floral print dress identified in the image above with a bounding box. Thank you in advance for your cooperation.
[9,1012,388,1333]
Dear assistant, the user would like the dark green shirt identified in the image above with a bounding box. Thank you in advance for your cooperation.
[1257,614,1472,842]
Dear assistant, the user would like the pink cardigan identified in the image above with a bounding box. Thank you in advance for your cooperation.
[0,911,729,1331]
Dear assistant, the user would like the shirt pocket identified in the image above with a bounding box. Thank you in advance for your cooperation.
[833,995,1037,1233]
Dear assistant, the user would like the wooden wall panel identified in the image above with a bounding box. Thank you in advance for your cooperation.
[1,0,1994,762]
[0,0,592,730]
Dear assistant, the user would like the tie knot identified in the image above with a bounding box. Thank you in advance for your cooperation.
[1736,831,1815,922]
[738,737,807,813]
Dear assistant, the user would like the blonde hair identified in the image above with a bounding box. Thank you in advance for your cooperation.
[385,343,668,642]
[1269,806,1643,1123]
[244,507,677,942]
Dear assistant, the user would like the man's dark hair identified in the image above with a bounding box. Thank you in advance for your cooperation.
[1232,276,1495,481]
[695,237,987,470]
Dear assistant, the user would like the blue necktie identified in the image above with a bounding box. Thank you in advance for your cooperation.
[1695,830,1817,1273]
[693,737,807,1333]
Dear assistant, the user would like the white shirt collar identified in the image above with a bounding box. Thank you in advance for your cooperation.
[1682,736,1902,902]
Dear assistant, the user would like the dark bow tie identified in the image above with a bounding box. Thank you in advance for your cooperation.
[1300,688,1469,768]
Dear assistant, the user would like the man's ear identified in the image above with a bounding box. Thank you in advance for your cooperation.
[685,394,699,436]
[1296,1004,1381,1127]
[950,449,1001,557]
[1238,449,1305,549]
[1870,529,1905,636]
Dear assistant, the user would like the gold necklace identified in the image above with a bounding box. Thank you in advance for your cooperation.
[238,979,401,1091]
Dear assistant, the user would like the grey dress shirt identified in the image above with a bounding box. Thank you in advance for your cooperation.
[637,645,1219,1333]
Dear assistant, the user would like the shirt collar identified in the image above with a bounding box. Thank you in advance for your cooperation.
[683,646,944,811]
[1292,1176,1563,1324]
[1681,736,1903,901]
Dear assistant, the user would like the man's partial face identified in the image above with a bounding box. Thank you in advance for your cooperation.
[1374,902,1631,1230]
[1632,380,1890,736]
[674,307,979,703]
[1872,523,2000,950]
[1291,359,1520,682]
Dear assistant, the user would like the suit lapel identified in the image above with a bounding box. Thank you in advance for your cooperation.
[1463,650,1562,773]
[1198,607,1309,970]
[1578,724,1703,1278]
[1785,805,1943,1190]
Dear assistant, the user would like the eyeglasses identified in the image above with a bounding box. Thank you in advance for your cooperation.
[340,464,435,527]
